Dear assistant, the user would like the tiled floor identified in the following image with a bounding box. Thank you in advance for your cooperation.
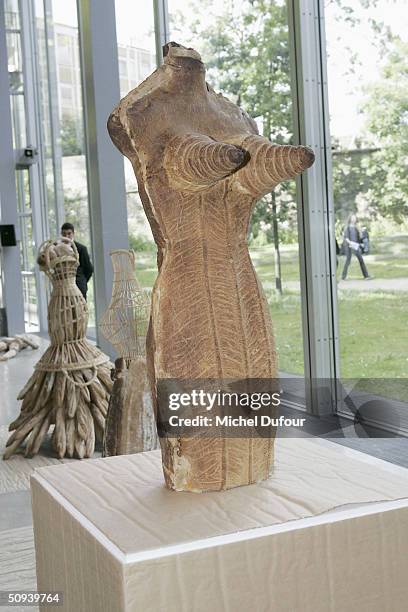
[0,490,33,532]
[0,334,104,608]
[0,335,106,531]
[0,338,46,538]
[0,335,49,428]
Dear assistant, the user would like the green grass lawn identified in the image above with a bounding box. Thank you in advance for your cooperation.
[250,244,300,283]
[265,289,408,379]
[338,290,408,378]
[266,290,304,374]
[132,235,407,379]
[134,252,158,287]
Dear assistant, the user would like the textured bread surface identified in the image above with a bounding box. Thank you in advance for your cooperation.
[108,42,314,491]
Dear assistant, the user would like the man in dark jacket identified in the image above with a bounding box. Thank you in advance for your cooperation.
[61,222,94,299]
[341,214,372,280]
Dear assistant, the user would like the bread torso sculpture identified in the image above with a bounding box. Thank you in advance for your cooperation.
[108,42,314,491]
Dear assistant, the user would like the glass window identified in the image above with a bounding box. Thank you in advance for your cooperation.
[326,0,408,384]
[34,0,57,237]
[114,0,157,281]
[60,85,73,102]
[4,0,19,29]
[119,58,127,77]
[120,77,129,94]
[5,0,40,331]
[33,0,95,329]
[52,1,95,326]
[10,93,26,149]
[59,65,73,83]
[56,34,72,64]
[167,0,305,378]
[6,32,24,93]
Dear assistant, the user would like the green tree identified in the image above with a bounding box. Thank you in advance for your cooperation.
[170,0,406,254]
[362,38,408,223]
[332,143,379,226]
[60,115,84,156]
[171,0,294,291]
[63,190,90,245]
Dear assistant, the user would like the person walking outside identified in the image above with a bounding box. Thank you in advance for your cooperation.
[341,214,372,280]
[61,222,94,299]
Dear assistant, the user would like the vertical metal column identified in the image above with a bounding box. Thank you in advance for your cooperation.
[288,0,340,413]
[153,0,170,65]
[42,0,65,231]
[77,0,128,355]
[20,0,49,333]
[0,1,25,335]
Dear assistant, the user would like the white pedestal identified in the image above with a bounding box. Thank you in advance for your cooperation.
[31,438,408,612]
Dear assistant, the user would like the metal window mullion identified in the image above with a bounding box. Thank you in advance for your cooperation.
[19,0,48,331]
[76,0,128,355]
[42,0,65,232]
[0,1,25,333]
[288,0,340,414]
[153,0,169,66]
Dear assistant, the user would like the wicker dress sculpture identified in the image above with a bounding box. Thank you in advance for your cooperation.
[4,239,112,460]
[99,249,157,455]
[108,42,315,492]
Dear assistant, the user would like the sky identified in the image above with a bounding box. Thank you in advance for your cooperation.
[50,0,408,142]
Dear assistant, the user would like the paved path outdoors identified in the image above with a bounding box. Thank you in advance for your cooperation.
[262,278,408,292]
[337,277,408,291]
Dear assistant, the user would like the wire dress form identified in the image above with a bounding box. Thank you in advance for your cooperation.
[99,249,151,360]
[99,249,157,455]
[4,239,113,460]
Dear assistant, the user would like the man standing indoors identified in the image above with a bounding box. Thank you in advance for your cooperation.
[61,222,94,300]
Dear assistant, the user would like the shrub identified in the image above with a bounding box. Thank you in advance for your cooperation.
[128,234,156,252]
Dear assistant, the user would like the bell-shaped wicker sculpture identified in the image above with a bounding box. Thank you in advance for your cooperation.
[99,249,157,455]
[4,239,113,460]
[99,250,151,360]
